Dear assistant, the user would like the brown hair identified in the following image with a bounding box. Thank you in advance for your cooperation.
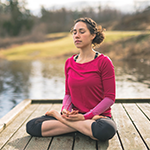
[71,17,105,47]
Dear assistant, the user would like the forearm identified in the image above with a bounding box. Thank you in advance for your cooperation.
[84,97,114,119]
[61,94,72,112]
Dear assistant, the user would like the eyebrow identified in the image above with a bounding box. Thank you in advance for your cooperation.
[73,28,85,32]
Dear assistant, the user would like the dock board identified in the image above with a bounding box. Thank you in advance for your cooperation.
[0,99,150,150]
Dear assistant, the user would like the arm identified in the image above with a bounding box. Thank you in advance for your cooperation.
[61,95,72,112]
[61,59,72,112]
[84,57,116,119]
[84,97,114,119]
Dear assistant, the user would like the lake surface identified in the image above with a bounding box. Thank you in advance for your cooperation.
[0,58,150,118]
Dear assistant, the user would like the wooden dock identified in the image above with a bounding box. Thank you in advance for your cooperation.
[0,99,150,150]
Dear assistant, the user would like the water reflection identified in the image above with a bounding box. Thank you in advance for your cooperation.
[0,58,150,118]
[29,60,65,99]
[0,60,31,118]
[113,60,150,98]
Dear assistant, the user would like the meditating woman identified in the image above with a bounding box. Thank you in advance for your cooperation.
[26,17,117,141]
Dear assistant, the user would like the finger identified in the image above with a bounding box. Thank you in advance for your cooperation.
[62,115,75,120]
[68,114,78,118]
[70,110,79,115]
[62,109,68,114]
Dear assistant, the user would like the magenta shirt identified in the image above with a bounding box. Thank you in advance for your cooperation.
[65,54,116,117]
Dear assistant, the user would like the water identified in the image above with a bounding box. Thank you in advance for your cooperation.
[0,58,150,118]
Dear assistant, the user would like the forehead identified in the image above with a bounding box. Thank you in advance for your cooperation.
[73,22,88,30]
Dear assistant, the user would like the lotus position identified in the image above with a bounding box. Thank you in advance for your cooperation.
[26,17,117,141]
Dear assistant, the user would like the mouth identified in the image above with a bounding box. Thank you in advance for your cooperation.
[75,40,81,43]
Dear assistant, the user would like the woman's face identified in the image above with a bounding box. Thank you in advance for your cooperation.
[72,22,95,49]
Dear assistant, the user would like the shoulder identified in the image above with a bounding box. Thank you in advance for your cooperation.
[65,55,76,67]
[97,54,113,64]
[98,54,114,70]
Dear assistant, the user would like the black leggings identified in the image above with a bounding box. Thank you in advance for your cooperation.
[26,115,117,141]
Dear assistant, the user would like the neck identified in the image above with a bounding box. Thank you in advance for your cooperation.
[79,47,95,58]
[76,47,96,63]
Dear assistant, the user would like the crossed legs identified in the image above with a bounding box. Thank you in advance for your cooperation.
[26,110,116,141]
[41,110,97,140]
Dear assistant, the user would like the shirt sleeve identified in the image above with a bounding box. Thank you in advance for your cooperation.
[84,56,116,120]
[101,56,116,101]
[61,94,72,112]
[83,97,114,119]
[61,59,72,112]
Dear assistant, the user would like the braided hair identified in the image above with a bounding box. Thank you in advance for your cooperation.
[71,17,105,47]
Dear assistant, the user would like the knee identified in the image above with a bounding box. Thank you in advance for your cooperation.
[92,119,117,141]
[26,120,42,137]
[94,125,116,141]
[26,120,33,135]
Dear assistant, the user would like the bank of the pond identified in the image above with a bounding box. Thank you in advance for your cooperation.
[96,32,150,61]
[0,31,150,61]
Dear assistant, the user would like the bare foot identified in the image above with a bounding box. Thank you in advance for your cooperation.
[45,110,59,117]
[92,115,107,120]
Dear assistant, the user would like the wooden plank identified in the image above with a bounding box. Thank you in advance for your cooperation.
[97,140,109,150]
[2,104,52,150]
[97,133,122,150]
[136,103,150,119]
[25,137,52,150]
[31,98,150,104]
[0,104,38,150]
[49,134,74,150]
[25,104,62,150]
[97,130,122,150]
[73,132,96,150]
[17,104,61,150]
[49,104,97,150]
[32,99,63,104]
[20,104,53,150]
[107,134,123,150]
[48,104,74,150]
[0,99,31,133]
[123,103,150,149]
[111,103,147,150]
[1,102,149,150]
[115,98,150,103]
[50,103,62,112]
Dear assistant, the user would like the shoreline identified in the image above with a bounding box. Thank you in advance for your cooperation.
[0,31,150,62]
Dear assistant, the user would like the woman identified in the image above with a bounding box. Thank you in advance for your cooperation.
[26,17,117,141]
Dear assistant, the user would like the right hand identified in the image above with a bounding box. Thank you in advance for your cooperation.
[62,109,79,117]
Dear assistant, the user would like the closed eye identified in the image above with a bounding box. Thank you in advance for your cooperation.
[72,28,86,35]
[80,31,85,34]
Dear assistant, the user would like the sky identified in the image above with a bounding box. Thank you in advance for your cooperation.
[1,0,150,15]
[25,0,150,15]
[26,0,134,10]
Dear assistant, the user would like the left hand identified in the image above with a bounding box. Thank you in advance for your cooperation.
[62,113,85,121]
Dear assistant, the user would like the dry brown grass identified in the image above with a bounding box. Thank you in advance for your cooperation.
[96,33,150,61]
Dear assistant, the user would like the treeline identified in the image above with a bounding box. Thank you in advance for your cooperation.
[0,0,123,37]
[0,0,33,36]
[40,6,123,33]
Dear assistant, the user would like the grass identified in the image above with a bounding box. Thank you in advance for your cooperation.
[0,34,76,60]
[0,31,149,60]
[104,31,148,42]
[46,32,69,38]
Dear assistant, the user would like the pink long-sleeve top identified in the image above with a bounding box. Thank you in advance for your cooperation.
[61,53,116,118]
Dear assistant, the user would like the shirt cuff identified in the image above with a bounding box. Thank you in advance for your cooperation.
[84,112,94,120]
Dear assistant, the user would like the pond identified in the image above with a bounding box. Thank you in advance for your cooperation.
[0,58,150,118]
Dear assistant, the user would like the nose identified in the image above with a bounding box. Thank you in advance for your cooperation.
[74,32,80,38]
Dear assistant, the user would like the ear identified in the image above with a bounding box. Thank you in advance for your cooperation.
[91,34,96,40]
